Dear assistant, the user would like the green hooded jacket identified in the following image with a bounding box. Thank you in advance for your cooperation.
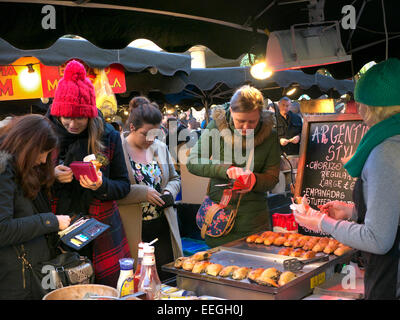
[187,104,281,247]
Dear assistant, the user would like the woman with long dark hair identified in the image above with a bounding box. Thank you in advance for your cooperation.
[0,114,71,300]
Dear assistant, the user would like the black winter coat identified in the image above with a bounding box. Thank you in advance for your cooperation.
[276,111,303,155]
[0,151,59,300]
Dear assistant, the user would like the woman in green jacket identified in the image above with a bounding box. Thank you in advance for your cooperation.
[187,85,281,247]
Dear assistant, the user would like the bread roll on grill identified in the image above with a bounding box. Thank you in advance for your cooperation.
[174,257,187,269]
[278,271,297,286]
[273,236,287,246]
[323,239,340,254]
[192,261,210,274]
[302,237,320,250]
[232,267,250,280]
[278,247,294,256]
[290,248,305,257]
[192,251,211,261]
[182,258,196,271]
[219,265,239,277]
[248,268,265,281]
[293,236,310,248]
[205,263,224,276]
[255,236,266,244]
[246,234,259,243]
[264,233,280,245]
[301,250,316,259]
[334,245,352,256]
[312,237,330,252]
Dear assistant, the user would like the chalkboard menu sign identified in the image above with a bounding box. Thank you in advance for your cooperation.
[295,114,368,209]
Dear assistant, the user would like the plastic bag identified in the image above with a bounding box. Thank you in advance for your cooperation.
[93,68,117,117]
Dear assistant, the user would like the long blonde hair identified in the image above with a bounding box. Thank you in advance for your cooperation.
[358,103,400,126]
[87,117,105,154]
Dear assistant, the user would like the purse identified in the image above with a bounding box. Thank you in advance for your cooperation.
[196,149,253,239]
[196,193,243,239]
[14,245,94,299]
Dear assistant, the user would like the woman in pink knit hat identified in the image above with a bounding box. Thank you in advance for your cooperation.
[47,60,131,287]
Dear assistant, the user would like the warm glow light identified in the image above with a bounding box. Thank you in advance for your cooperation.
[286,87,297,96]
[19,67,40,92]
[250,61,273,80]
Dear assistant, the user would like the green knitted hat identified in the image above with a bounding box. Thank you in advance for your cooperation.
[354,58,400,107]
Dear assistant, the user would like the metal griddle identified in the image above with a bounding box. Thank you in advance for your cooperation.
[162,236,356,300]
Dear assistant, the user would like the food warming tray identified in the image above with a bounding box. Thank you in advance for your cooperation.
[162,237,356,300]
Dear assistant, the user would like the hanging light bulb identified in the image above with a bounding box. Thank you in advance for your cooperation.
[27,64,35,73]
[19,65,40,92]
[286,87,297,96]
[250,61,273,80]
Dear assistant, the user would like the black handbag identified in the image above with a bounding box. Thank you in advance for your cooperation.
[14,245,94,299]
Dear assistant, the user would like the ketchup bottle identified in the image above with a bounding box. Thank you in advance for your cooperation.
[137,245,161,300]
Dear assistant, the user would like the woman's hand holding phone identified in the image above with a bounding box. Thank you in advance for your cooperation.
[146,188,165,207]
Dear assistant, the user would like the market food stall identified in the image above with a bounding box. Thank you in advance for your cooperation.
[162,112,366,300]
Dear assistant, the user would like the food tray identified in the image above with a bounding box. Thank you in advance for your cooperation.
[162,237,356,300]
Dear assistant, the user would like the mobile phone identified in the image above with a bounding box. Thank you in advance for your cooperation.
[69,161,98,182]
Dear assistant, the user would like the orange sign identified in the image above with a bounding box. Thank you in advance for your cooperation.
[0,57,126,101]
[40,61,126,98]
[0,57,43,101]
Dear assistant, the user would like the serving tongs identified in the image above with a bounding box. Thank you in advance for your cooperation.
[283,255,330,272]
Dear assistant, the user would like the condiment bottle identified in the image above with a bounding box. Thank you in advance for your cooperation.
[117,258,135,297]
[133,242,145,292]
[137,245,161,300]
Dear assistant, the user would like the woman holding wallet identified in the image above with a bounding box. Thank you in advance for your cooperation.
[118,97,183,280]
[47,60,131,287]
[0,115,71,299]
[187,85,281,248]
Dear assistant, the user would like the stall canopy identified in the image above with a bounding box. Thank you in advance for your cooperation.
[124,66,355,109]
[0,37,191,76]
[0,1,400,79]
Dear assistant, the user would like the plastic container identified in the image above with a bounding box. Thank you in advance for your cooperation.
[137,245,161,300]
[117,258,134,297]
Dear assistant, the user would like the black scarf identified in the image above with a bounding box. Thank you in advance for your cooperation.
[48,113,95,217]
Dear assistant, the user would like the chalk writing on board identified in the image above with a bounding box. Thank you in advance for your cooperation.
[300,120,368,208]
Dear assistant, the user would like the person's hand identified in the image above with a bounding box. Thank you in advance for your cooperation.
[290,135,300,144]
[235,172,256,194]
[55,165,73,183]
[318,201,354,220]
[79,171,103,191]
[56,215,71,231]
[280,138,290,146]
[292,208,327,233]
[147,188,165,207]
[226,166,246,179]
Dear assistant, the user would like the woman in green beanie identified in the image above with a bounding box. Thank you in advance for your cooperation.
[293,58,400,300]
[187,85,281,248]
